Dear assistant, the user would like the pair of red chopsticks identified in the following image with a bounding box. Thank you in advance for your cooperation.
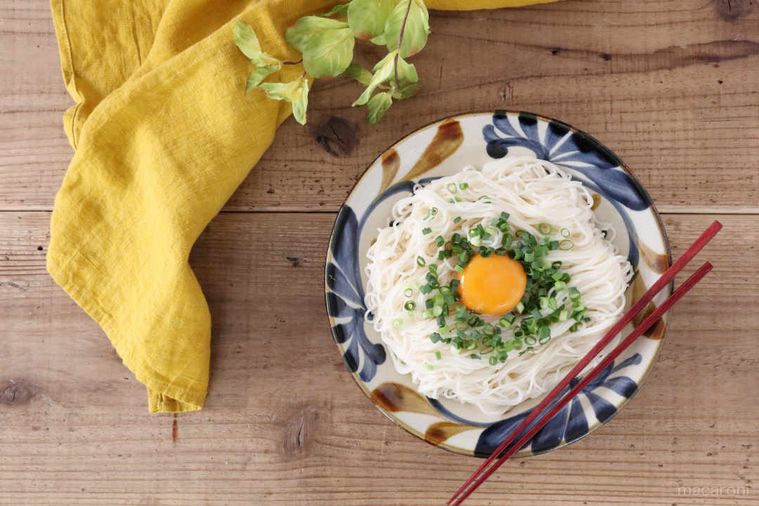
[448,220,722,505]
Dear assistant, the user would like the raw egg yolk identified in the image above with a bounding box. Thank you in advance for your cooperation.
[458,255,527,315]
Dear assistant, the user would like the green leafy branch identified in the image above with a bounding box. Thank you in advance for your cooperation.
[234,0,430,125]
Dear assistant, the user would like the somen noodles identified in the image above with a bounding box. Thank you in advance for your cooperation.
[364,156,632,415]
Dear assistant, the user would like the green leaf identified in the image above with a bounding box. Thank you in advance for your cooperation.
[259,77,310,125]
[395,55,418,83]
[395,81,421,99]
[352,51,396,106]
[285,17,355,78]
[234,20,262,60]
[292,78,310,125]
[347,0,397,40]
[366,92,393,123]
[246,64,280,90]
[384,0,430,57]
[259,79,301,103]
[323,2,350,17]
[345,63,373,86]
[370,34,386,45]
[235,19,281,68]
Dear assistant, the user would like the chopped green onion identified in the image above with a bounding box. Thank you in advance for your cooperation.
[392,318,403,328]
[435,351,442,360]
[525,335,537,346]
[559,309,569,321]
[417,256,426,266]
[559,239,574,250]
[435,235,445,247]
[561,228,570,238]
[422,309,433,319]
[429,263,438,274]
[447,183,458,193]
[424,363,434,370]
[420,284,432,294]
[422,227,432,235]
[404,301,416,311]
[538,326,551,339]
[454,265,464,273]
[538,223,552,235]
[430,207,438,216]
[489,355,498,366]
[516,302,525,313]
[459,182,470,190]
[432,305,443,317]
[404,288,414,297]
[430,332,442,343]
[453,216,462,224]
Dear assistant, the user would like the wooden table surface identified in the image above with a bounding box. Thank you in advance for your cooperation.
[2,1,758,504]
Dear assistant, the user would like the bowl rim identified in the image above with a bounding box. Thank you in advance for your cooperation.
[323,109,673,458]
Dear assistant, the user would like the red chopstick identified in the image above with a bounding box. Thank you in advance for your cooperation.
[448,220,721,505]
[449,261,713,505]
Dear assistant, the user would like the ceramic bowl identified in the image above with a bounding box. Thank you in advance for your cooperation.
[325,111,671,457]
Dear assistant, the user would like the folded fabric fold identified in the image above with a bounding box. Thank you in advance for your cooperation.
[48,0,557,412]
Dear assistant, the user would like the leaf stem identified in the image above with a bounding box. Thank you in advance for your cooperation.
[393,0,414,87]
[282,59,304,65]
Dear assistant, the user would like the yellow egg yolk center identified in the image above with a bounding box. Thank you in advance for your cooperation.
[458,255,527,315]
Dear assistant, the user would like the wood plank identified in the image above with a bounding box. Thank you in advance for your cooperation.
[1,212,756,504]
[1,0,759,212]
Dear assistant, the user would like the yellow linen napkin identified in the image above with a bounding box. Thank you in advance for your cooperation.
[48,0,558,412]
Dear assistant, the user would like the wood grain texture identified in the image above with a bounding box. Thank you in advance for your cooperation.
[1,213,757,505]
[1,0,759,212]
[2,0,759,504]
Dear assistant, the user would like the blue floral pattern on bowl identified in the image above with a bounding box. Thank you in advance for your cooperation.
[474,353,641,457]
[326,205,386,382]
[325,111,671,458]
